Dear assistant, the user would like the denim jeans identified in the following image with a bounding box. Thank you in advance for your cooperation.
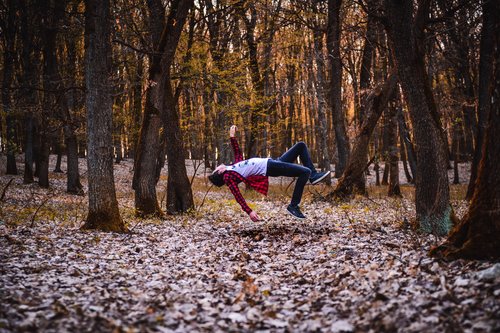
[266,142,318,207]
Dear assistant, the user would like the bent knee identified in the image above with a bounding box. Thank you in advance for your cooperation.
[296,141,307,149]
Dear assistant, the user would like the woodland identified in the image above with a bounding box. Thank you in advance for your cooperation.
[0,0,499,332]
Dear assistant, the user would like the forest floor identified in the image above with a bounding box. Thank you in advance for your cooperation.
[0,156,498,333]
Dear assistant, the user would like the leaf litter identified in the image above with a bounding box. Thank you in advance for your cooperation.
[0,158,498,332]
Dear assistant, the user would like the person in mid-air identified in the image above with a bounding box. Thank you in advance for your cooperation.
[208,125,330,221]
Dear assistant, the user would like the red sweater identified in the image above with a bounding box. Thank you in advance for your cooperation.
[223,137,269,214]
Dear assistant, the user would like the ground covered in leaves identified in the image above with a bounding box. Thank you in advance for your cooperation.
[0,157,498,332]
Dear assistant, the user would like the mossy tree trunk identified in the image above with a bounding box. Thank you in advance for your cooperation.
[383,0,456,235]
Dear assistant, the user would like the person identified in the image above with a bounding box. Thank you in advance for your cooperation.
[208,125,330,221]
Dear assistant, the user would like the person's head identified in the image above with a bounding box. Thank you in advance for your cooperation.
[208,164,227,187]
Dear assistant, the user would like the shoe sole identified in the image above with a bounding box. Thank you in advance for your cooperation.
[311,171,331,185]
[287,209,306,220]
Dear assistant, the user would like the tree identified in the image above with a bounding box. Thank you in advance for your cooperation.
[40,0,83,194]
[383,0,456,235]
[432,1,500,259]
[82,0,127,232]
[18,0,39,184]
[311,0,332,184]
[329,73,396,198]
[466,0,495,200]
[160,0,195,214]
[133,0,194,216]
[2,0,19,175]
[132,0,166,217]
[327,0,349,178]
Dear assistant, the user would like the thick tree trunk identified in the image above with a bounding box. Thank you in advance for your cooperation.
[432,6,500,258]
[384,0,455,235]
[82,0,126,232]
[466,0,495,200]
[327,0,349,177]
[132,0,166,217]
[329,74,396,199]
[132,85,164,217]
[158,0,195,214]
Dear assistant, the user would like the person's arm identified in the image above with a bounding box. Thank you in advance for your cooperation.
[229,125,243,163]
[223,172,260,221]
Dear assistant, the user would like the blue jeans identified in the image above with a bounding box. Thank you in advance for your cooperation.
[266,142,318,207]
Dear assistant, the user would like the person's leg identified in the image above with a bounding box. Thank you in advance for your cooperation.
[267,159,311,207]
[278,142,317,176]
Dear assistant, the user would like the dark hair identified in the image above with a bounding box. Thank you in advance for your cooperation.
[208,172,225,187]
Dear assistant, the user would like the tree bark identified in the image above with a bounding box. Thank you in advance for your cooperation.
[466,0,495,200]
[397,108,416,182]
[383,0,455,235]
[327,0,349,178]
[19,0,38,184]
[40,0,83,193]
[2,0,18,175]
[387,100,401,197]
[313,26,332,185]
[158,0,195,214]
[399,120,413,183]
[132,0,166,217]
[329,73,396,199]
[82,0,126,232]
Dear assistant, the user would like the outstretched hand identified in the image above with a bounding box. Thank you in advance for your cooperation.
[249,211,261,222]
[230,125,237,138]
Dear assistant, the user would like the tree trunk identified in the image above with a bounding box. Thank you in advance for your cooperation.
[313,27,332,185]
[398,114,413,183]
[53,132,63,173]
[327,0,349,177]
[2,0,18,175]
[23,114,35,183]
[358,15,376,124]
[158,0,195,214]
[19,0,38,184]
[466,0,495,200]
[204,0,233,165]
[432,6,500,258]
[387,101,401,197]
[82,0,126,232]
[397,108,416,182]
[41,0,83,194]
[383,0,455,235]
[285,59,297,151]
[329,73,396,199]
[237,1,265,158]
[132,0,166,218]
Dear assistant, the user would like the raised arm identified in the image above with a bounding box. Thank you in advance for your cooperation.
[229,125,243,163]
